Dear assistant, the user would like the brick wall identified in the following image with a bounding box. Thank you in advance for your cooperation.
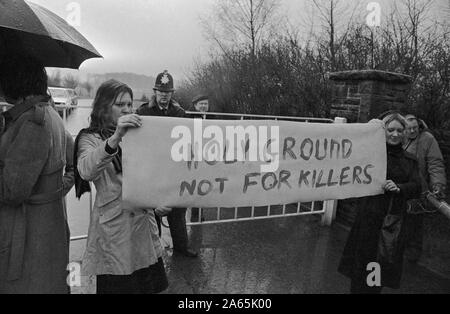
[329,70,411,122]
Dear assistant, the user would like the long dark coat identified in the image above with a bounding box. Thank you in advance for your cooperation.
[404,129,446,191]
[136,96,191,251]
[338,144,421,289]
[0,98,69,294]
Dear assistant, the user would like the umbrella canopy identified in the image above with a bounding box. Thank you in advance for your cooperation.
[0,0,102,68]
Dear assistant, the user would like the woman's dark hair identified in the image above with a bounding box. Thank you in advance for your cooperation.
[0,54,48,100]
[89,79,133,131]
[75,79,133,199]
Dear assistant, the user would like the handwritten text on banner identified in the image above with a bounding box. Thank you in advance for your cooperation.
[122,117,386,208]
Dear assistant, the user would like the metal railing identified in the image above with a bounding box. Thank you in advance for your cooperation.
[177,111,340,228]
[186,203,326,226]
[185,110,335,123]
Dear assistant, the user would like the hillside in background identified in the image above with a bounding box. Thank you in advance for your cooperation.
[47,69,156,100]
[88,72,156,100]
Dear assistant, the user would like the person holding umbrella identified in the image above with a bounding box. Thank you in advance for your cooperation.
[0,54,70,294]
[0,0,100,294]
[0,0,101,69]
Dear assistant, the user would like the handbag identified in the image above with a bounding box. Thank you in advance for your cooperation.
[377,196,405,265]
[407,192,438,215]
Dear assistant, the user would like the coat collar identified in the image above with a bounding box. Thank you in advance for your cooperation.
[0,95,49,136]
[147,95,181,112]
[2,95,49,122]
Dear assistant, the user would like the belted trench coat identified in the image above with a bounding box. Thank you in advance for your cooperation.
[0,98,69,294]
[76,132,163,276]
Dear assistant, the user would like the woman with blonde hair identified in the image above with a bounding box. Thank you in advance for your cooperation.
[338,113,421,294]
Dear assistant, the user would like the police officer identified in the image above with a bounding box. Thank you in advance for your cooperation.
[137,70,198,258]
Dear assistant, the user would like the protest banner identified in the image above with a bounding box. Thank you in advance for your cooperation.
[122,117,386,209]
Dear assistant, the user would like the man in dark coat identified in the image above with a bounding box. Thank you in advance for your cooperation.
[403,114,447,262]
[137,70,198,258]
[0,54,70,293]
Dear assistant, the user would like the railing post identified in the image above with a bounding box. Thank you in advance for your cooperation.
[334,117,347,124]
[321,117,347,226]
[63,106,67,125]
[321,200,337,226]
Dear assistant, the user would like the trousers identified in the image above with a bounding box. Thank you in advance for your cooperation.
[156,208,189,251]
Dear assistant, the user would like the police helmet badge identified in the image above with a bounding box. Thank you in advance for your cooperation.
[154,70,175,92]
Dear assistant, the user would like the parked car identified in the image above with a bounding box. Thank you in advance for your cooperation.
[48,87,78,117]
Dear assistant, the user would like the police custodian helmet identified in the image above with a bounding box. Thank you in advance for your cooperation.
[153,70,175,92]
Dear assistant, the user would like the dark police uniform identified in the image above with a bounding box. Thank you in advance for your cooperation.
[137,97,195,256]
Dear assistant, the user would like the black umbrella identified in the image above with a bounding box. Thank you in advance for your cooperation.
[0,0,102,68]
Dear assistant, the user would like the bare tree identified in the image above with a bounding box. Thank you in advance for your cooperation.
[201,0,280,57]
[184,0,450,127]
[80,81,93,97]
[310,0,361,71]
[47,70,62,87]
[63,74,79,89]
[393,0,435,74]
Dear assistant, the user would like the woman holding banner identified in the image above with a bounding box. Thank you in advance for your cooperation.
[74,80,171,294]
[338,113,421,294]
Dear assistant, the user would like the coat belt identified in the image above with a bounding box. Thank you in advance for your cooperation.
[7,188,64,281]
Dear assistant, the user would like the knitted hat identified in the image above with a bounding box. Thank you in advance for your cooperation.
[192,94,209,105]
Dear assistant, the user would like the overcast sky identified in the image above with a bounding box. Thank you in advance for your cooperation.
[30,0,331,78]
[32,0,449,80]
[32,0,214,78]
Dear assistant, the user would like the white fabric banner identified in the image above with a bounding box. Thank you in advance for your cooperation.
[122,117,386,208]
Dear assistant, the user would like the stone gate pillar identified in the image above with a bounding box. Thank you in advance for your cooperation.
[328,70,412,123]
[327,70,450,280]
[328,70,412,226]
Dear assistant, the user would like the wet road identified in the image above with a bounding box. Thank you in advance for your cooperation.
[162,216,450,294]
[64,100,93,263]
[65,102,450,294]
